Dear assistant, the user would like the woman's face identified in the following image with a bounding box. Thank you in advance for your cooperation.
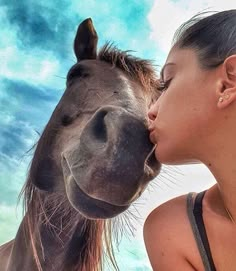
[148,48,220,164]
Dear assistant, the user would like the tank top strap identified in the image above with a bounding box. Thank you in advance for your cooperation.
[187,191,217,271]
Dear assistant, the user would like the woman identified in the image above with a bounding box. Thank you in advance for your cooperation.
[144,10,236,271]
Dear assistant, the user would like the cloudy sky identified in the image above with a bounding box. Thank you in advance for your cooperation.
[0,0,235,270]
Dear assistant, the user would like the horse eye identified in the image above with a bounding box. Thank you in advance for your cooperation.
[67,66,89,82]
[61,115,74,126]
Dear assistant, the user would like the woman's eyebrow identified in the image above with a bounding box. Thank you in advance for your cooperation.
[160,63,176,80]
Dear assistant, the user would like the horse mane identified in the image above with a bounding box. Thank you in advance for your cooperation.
[20,180,117,271]
[19,45,159,271]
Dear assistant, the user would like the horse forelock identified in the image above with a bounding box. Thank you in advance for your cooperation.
[98,43,160,96]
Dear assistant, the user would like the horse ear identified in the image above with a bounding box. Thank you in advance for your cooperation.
[74,18,98,61]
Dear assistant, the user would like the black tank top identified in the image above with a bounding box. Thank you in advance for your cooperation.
[187,191,217,271]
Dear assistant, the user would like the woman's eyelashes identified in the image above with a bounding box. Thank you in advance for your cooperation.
[158,78,172,92]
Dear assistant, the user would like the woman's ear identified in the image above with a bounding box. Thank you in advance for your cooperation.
[217,55,236,109]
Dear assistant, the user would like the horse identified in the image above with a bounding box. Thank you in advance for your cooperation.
[0,18,161,271]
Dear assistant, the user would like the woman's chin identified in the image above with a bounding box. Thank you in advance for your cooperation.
[155,145,196,165]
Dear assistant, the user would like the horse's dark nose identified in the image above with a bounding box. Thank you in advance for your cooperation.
[70,105,158,205]
[85,106,150,146]
[89,108,109,143]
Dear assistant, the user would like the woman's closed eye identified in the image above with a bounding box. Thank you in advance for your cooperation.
[157,79,172,92]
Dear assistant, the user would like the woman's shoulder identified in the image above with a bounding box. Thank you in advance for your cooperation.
[145,193,193,223]
[144,193,192,244]
[143,193,200,270]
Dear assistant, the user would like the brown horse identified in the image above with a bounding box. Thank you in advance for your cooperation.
[0,18,161,271]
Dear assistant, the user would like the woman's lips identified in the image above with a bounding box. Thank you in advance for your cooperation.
[149,130,158,144]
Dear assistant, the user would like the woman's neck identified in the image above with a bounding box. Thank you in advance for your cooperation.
[204,151,236,223]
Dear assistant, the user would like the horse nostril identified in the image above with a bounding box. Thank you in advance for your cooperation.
[92,110,108,142]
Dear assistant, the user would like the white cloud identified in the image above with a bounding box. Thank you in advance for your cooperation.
[148,0,236,57]
[0,45,62,88]
[0,10,64,89]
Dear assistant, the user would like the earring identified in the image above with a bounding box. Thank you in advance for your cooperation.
[219,97,224,103]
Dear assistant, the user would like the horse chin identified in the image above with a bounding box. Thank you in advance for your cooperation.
[64,174,130,219]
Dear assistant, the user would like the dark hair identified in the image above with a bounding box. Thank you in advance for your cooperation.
[173,10,236,69]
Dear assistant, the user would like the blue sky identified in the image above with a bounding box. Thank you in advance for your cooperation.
[0,0,234,270]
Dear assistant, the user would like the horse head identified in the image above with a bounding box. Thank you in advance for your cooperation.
[29,18,161,219]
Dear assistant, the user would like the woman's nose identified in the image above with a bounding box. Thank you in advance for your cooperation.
[148,102,158,121]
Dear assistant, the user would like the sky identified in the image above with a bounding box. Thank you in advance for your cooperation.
[0,0,235,270]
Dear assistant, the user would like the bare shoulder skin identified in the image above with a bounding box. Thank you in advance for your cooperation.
[144,184,236,271]
[143,194,204,271]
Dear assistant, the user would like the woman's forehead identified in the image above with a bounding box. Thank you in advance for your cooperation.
[167,47,193,62]
[164,48,198,70]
